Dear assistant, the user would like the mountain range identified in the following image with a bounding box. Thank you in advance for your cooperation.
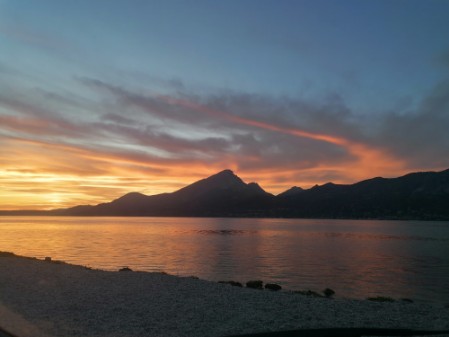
[2,168,449,220]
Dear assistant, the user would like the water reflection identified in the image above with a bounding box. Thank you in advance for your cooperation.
[193,229,258,235]
[0,216,448,305]
[320,232,448,241]
[190,229,447,241]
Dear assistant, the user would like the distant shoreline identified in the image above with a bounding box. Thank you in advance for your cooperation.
[1,212,449,221]
[1,251,449,337]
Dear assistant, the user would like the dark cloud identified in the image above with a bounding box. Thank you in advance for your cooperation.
[95,122,231,157]
[79,77,214,128]
[81,76,359,133]
[2,73,448,195]
[228,132,352,172]
[83,79,359,169]
[78,75,449,176]
[0,94,99,142]
[377,78,449,169]
[200,90,365,141]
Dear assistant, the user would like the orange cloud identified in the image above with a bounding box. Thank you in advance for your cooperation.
[0,86,418,211]
[164,97,409,183]
[0,135,227,210]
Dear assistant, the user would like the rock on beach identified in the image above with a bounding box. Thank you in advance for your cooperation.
[0,254,448,337]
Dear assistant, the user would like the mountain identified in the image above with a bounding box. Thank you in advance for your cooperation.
[275,169,449,220]
[53,169,274,217]
[2,168,449,220]
[277,186,304,198]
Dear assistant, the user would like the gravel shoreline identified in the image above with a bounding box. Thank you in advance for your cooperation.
[1,254,448,337]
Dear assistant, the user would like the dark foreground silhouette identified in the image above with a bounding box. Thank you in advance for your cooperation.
[224,328,449,337]
[2,326,449,337]
[2,168,449,220]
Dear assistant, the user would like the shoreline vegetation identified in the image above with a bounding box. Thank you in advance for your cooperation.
[1,252,449,337]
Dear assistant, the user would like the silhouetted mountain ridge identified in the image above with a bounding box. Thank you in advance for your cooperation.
[1,168,449,220]
[173,169,270,198]
[277,169,449,219]
[51,169,273,217]
[277,186,304,197]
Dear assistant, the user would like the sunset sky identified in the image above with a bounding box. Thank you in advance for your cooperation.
[1,0,449,210]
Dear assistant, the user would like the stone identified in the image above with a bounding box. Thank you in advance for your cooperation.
[119,267,133,272]
[218,281,243,287]
[246,280,263,289]
[265,283,282,291]
[323,288,335,298]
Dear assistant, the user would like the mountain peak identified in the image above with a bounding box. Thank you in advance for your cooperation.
[278,186,304,197]
[213,169,237,178]
[247,182,269,195]
[203,169,246,187]
[173,169,245,197]
[115,192,147,202]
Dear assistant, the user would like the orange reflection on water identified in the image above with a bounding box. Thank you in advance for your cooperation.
[1,216,448,304]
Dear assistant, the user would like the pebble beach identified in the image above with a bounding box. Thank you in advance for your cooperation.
[1,253,448,337]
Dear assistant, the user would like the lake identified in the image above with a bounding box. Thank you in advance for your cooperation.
[1,216,448,305]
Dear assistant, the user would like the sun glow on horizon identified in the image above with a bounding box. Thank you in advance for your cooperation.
[0,102,414,211]
[0,96,424,211]
[1,1,449,211]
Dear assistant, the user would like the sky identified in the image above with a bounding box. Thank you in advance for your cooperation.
[1,0,449,210]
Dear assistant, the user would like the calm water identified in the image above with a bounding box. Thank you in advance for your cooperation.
[1,216,449,305]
